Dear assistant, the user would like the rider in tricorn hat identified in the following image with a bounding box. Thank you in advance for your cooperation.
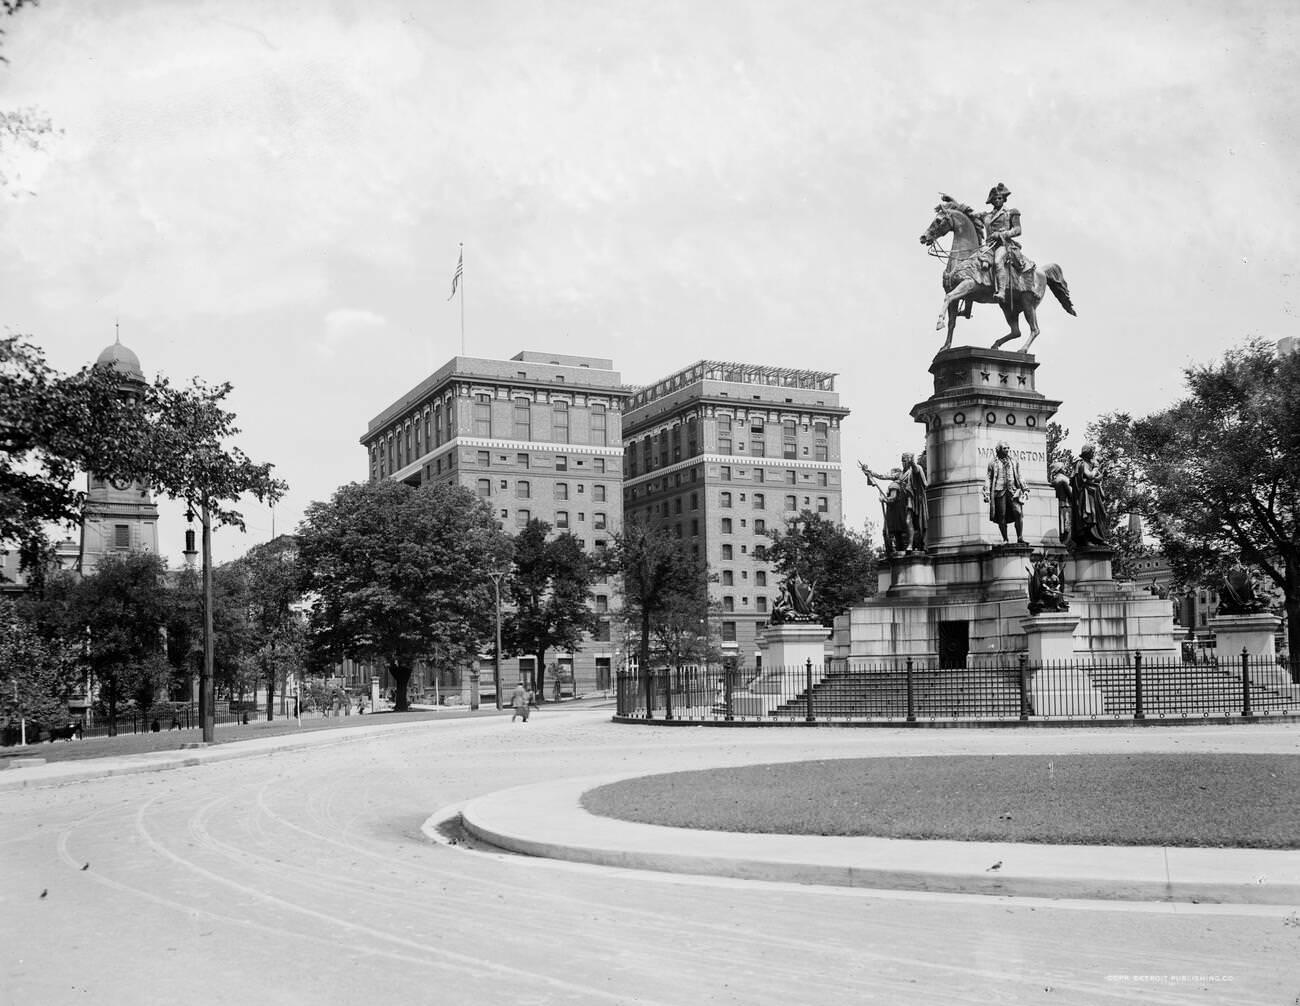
[981,182,1022,303]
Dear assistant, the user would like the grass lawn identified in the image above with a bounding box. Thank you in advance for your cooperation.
[580,754,1300,849]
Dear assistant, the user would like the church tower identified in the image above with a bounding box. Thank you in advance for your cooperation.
[79,337,160,575]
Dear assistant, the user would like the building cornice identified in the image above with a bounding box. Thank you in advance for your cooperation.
[623,454,843,490]
[624,396,850,438]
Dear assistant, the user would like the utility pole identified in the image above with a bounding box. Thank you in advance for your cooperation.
[488,569,506,710]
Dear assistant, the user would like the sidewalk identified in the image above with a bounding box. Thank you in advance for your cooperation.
[0,696,615,791]
[457,773,1300,906]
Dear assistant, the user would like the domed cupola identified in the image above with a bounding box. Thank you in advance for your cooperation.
[94,336,145,382]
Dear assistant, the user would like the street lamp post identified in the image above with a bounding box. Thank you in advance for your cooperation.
[488,569,506,710]
[200,493,215,743]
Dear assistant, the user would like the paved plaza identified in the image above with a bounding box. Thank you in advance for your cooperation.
[3,706,1299,1004]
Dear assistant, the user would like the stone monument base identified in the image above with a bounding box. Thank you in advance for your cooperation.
[985,543,1033,595]
[741,622,831,717]
[1210,613,1291,689]
[1070,547,1114,590]
[1020,611,1078,662]
[886,553,936,597]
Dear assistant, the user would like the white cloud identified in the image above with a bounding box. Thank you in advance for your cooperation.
[319,307,387,357]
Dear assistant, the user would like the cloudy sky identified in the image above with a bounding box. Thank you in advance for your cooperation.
[3,0,1297,565]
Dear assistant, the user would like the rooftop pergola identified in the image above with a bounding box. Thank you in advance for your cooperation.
[630,359,838,408]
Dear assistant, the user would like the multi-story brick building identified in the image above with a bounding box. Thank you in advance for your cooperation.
[361,351,631,696]
[620,361,850,663]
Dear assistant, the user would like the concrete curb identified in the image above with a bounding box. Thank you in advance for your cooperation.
[459,774,1300,905]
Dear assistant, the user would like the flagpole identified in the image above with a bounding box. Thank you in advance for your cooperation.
[460,242,465,355]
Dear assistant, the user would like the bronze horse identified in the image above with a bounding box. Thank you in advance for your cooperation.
[920,200,1075,352]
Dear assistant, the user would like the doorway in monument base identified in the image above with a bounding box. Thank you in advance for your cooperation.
[938,620,970,669]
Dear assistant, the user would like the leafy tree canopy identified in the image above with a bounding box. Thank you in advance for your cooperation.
[1,339,286,587]
[0,595,79,729]
[298,479,512,710]
[610,518,708,674]
[29,553,173,728]
[1106,339,1300,662]
[0,337,149,580]
[224,535,305,719]
[502,518,597,701]
[140,375,287,530]
[765,510,877,627]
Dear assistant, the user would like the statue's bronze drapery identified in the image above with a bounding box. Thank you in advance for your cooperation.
[860,454,929,554]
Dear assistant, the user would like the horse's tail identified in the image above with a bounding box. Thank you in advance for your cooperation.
[1043,264,1076,316]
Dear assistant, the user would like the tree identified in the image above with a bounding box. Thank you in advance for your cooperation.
[609,518,708,680]
[138,376,287,740]
[0,336,149,584]
[765,510,877,627]
[1110,339,1300,666]
[645,586,721,671]
[1045,421,1070,480]
[1046,417,1147,578]
[298,480,511,712]
[227,535,304,720]
[1080,413,1148,580]
[502,519,597,702]
[51,553,171,732]
[0,596,80,737]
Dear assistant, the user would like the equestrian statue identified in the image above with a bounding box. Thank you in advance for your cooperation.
[919,182,1076,353]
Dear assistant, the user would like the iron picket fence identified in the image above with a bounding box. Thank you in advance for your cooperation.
[613,651,1300,725]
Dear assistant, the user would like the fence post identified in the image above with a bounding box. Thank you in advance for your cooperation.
[804,659,815,723]
[1018,655,1030,721]
[664,666,675,721]
[905,657,916,723]
[1241,647,1253,719]
[723,664,735,722]
[644,670,654,721]
[1133,650,1145,721]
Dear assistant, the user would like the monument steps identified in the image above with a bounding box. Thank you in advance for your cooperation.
[769,668,1022,719]
[1084,665,1295,714]
[761,664,1296,719]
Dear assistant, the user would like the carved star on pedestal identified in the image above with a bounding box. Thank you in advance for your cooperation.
[980,371,990,382]
[1017,375,1027,385]
[998,373,1008,384]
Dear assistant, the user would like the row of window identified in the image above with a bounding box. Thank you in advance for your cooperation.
[372,398,613,480]
[475,478,608,502]
[478,395,609,444]
[623,467,834,504]
[720,569,768,586]
[484,503,611,531]
[627,417,832,475]
[476,450,608,474]
[720,595,769,613]
[642,494,830,519]
[719,490,830,511]
[719,467,830,486]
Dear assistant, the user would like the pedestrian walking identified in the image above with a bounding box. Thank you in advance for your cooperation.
[511,681,530,723]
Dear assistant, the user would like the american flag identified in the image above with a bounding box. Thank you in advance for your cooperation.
[447,249,463,300]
